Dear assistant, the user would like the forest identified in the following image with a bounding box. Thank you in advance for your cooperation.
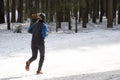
[0,0,120,32]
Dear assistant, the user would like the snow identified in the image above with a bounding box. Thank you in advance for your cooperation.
[0,22,120,80]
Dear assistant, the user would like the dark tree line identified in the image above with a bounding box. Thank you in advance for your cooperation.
[0,0,120,32]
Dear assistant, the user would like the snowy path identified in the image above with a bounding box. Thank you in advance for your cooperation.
[0,28,120,80]
[45,71,120,80]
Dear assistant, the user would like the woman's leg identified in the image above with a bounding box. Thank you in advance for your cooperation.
[37,44,45,74]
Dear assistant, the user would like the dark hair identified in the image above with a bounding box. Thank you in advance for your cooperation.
[39,13,45,21]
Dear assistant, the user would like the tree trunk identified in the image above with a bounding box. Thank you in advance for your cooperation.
[11,0,16,22]
[55,0,63,32]
[47,0,54,22]
[35,0,39,13]
[24,0,29,20]
[113,0,117,19]
[92,0,97,23]
[0,0,5,23]
[117,0,120,24]
[72,0,78,32]
[6,0,10,30]
[96,0,99,19]
[75,13,78,33]
[81,0,87,28]
[113,0,117,25]
[65,0,72,30]
[118,5,120,24]
[107,0,113,28]
[99,0,104,22]
[17,0,23,22]
[82,8,87,28]
[78,0,82,23]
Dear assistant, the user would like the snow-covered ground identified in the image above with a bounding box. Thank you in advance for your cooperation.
[0,22,120,80]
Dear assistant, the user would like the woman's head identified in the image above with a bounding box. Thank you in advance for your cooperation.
[38,13,45,21]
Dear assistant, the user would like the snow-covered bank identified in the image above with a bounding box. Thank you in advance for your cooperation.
[0,22,120,80]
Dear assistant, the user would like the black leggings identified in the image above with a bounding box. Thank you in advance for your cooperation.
[29,44,45,71]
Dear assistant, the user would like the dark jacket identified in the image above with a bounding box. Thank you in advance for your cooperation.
[28,20,48,45]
